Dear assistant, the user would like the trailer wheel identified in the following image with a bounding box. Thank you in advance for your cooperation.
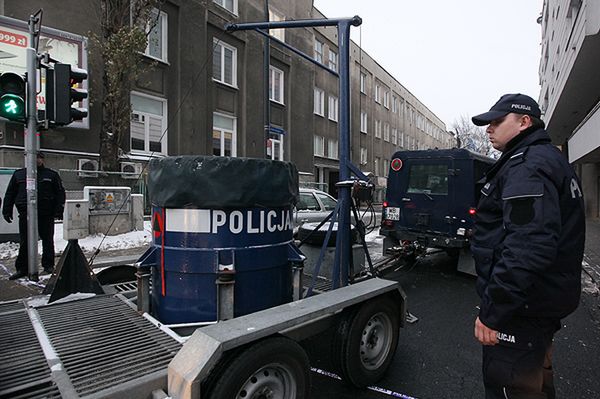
[207,336,310,399]
[333,296,400,387]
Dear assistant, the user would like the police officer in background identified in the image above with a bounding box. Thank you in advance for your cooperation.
[470,94,585,398]
[3,152,66,280]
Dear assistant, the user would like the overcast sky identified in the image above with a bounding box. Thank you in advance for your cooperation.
[313,0,543,130]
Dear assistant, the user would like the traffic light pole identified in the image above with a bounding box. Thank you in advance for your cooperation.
[26,15,40,281]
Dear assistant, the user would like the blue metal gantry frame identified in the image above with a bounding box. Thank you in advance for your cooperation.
[226,16,369,291]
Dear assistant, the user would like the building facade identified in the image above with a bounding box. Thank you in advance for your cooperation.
[539,0,600,218]
[0,0,452,201]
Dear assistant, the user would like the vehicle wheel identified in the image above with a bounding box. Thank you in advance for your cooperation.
[207,336,311,399]
[333,296,400,387]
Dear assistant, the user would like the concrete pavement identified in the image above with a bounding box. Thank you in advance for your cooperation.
[583,218,600,291]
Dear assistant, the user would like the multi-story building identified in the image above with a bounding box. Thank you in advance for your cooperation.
[539,0,600,218]
[1,0,452,203]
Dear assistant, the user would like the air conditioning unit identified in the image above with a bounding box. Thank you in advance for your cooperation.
[77,159,99,178]
[121,162,143,179]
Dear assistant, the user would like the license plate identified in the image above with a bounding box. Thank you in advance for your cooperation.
[385,207,400,220]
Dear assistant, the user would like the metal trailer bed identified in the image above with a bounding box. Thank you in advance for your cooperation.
[0,277,404,399]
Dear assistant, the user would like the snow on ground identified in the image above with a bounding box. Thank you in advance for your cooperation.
[0,221,153,260]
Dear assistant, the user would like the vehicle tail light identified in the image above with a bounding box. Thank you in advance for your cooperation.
[468,207,476,216]
[383,201,389,208]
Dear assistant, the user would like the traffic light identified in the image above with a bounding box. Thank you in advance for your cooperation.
[46,62,88,126]
[0,72,26,122]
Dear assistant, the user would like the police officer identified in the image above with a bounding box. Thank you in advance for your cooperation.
[471,93,585,398]
[3,152,66,280]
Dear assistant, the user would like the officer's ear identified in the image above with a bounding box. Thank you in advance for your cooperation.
[518,114,533,131]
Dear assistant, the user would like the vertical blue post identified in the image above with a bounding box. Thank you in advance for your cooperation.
[332,17,360,288]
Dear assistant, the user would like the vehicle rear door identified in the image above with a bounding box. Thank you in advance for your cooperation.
[400,157,454,235]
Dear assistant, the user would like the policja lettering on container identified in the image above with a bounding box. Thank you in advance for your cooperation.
[166,208,293,234]
[470,93,585,399]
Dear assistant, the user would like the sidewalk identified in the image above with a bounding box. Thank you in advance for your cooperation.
[583,218,600,291]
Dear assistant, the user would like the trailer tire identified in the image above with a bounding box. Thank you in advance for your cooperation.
[207,336,311,399]
[333,295,399,387]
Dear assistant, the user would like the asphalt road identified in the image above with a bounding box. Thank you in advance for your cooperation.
[306,251,600,399]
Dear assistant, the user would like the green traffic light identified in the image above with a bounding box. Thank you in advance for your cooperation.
[0,94,25,121]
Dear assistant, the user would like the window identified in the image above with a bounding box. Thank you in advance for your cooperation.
[383,123,390,142]
[314,39,323,63]
[314,135,325,156]
[407,164,448,195]
[328,138,338,159]
[145,9,168,62]
[316,192,337,211]
[375,120,381,138]
[383,159,389,177]
[392,96,398,113]
[213,112,237,157]
[374,84,381,103]
[400,132,404,148]
[213,0,237,14]
[360,147,367,165]
[297,193,320,211]
[360,111,368,133]
[392,128,398,145]
[131,93,167,155]
[360,73,366,94]
[213,40,237,87]
[267,132,283,161]
[375,157,380,176]
[268,9,285,42]
[270,66,284,104]
[314,88,324,116]
[328,49,337,71]
[328,95,338,122]
[383,91,389,109]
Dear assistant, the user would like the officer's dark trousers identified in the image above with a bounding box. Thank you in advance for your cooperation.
[483,318,560,399]
[15,213,55,274]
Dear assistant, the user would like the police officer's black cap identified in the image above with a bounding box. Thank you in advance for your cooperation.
[472,93,542,126]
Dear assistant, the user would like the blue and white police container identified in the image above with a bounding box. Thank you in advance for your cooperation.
[140,156,301,324]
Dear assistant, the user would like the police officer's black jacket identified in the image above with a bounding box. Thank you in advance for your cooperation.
[2,166,66,217]
[472,127,585,330]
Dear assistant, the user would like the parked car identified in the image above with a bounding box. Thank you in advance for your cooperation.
[294,188,337,235]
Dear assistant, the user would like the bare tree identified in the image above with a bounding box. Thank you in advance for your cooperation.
[452,115,499,158]
[91,0,161,171]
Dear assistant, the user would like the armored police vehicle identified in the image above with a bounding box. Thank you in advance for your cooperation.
[380,148,495,274]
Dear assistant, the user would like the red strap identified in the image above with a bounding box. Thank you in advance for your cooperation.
[161,208,166,296]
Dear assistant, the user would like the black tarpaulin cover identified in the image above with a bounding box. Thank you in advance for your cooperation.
[148,156,299,208]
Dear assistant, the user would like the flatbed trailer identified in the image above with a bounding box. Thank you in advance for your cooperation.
[1,276,405,399]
